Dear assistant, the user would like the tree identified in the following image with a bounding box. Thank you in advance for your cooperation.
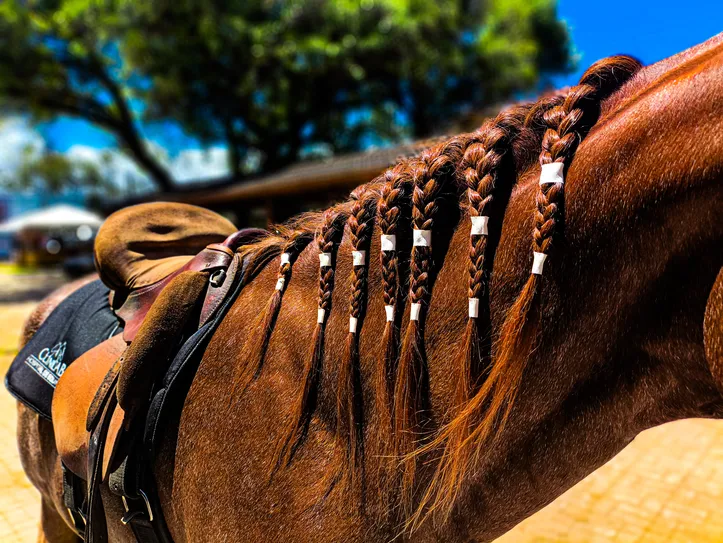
[0,0,574,191]
[2,146,121,200]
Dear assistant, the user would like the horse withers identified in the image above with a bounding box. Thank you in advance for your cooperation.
[14,33,723,543]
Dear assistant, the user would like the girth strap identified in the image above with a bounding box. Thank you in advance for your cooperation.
[83,357,171,543]
[86,380,118,543]
[62,463,86,537]
[110,445,171,542]
[123,514,163,543]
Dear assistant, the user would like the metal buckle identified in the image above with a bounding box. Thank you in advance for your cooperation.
[120,489,154,524]
[67,507,86,528]
[209,269,226,287]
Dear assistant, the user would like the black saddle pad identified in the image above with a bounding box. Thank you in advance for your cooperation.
[5,279,123,420]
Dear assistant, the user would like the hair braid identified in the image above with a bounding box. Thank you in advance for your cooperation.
[409,55,642,526]
[370,163,412,483]
[235,230,314,396]
[276,208,346,468]
[394,134,471,503]
[455,106,530,408]
[336,188,377,486]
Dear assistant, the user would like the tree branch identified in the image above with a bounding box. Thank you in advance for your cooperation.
[82,53,175,191]
[223,119,242,179]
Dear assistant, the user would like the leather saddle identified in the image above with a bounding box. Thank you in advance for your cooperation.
[51,202,266,542]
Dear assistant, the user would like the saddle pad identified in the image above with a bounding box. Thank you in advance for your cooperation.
[5,280,123,420]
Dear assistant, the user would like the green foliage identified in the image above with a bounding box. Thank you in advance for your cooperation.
[2,146,120,197]
[0,0,574,190]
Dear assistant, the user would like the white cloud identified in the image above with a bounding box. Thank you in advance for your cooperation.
[59,144,232,188]
[166,146,230,183]
[0,117,46,182]
[64,144,155,193]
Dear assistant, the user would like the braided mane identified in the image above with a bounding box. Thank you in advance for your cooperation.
[232,55,643,530]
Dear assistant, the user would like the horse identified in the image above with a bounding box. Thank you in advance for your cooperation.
[15,32,723,542]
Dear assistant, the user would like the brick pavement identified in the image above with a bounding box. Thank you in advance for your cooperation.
[0,302,43,543]
[0,286,722,541]
[495,419,723,542]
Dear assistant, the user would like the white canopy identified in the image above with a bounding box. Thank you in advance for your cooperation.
[0,204,103,234]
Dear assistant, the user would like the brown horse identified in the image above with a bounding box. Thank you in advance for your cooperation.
[17,32,723,542]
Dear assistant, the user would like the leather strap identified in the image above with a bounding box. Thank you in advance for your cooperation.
[200,253,241,326]
[125,516,162,543]
[62,463,86,537]
[86,389,118,543]
[86,375,171,543]
[110,429,172,542]
[109,455,139,499]
[116,466,171,543]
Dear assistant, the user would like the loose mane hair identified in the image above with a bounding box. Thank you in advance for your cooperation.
[232,54,644,530]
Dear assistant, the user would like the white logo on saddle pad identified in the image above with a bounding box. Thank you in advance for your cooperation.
[24,341,67,388]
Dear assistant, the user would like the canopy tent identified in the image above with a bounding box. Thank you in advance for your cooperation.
[0,204,103,234]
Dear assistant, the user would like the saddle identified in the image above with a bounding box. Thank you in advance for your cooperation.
[51,202,266,542]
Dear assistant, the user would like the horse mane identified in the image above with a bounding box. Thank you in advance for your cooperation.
[230,54,643,530]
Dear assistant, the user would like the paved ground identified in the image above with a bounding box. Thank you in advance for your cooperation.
[0,267,68,304]
[0,301,45,542]
[0,270,73,542]
[0,271,722,542]
[495,420,723,542]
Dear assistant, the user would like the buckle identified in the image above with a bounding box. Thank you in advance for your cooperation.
[120,489,154,524]
[209,269,226,287]
[67,506,86,534]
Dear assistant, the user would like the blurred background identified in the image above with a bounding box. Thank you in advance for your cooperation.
[0,1,721,541]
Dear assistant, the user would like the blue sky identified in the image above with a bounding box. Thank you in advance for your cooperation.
[555,0,721,87]
[25,1,723,160]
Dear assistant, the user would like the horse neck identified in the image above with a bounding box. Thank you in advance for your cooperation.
[435,41,723,541]
[218,35,723,540]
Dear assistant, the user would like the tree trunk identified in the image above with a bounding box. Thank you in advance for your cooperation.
[118,130,175,192]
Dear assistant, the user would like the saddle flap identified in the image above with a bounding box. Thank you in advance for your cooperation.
[116,269,211,419]
[53,333,126,480]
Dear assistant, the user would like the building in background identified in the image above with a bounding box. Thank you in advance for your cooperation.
[105,105,501,228]
[0,204,102,267]
[0,191,86,220]
[107,142,420,227]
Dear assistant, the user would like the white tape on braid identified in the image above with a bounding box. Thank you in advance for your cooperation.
[470,216,489,236]
[413,229,432,248]
[468,297,480,318]
[352,250,366,266]
[410,302,422,321]
[539,162,565,185]
[349,317,358,334]
[280,252,291,265]
[532,252,548,275]
[317,308,326,324]
[380,234,397,251]
[384,305,395,322]
[275,277,285,291]
[319,252,332,267]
